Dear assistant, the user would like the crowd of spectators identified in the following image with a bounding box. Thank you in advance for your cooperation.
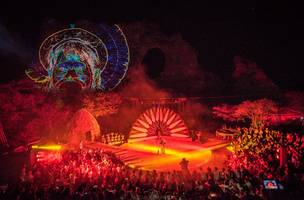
[229,127,304,198]
[0,127,303,199]
[230,127,304,169]
[0,149,266,199]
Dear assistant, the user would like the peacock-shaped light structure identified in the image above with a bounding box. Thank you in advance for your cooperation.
[130,107,189,139]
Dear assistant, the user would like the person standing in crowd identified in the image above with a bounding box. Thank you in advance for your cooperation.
[79,140,83,152]
[180,158,189,173]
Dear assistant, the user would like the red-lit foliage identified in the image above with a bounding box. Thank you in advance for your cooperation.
[0,89,72,144]
[23,100,71,143]
[213,99,278,128]
[0,82,47,144]
[228,126,304,172]
[234,99,278,128]
[0,80,122,146]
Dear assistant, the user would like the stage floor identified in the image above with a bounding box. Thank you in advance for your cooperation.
[85,136,230,172]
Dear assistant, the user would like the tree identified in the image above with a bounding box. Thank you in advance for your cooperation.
[0,83,46,139]
[0,79,122,145]
[23,99,71,142]
[213,98,278,128]
[234,99,278,128]
[0,82,74,144]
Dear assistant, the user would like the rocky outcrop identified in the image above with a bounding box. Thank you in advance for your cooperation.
[68,109,100,144]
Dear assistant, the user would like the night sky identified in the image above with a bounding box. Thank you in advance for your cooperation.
[0,1,303,90]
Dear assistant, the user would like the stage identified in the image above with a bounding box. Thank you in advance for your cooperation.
[85,136,230,172]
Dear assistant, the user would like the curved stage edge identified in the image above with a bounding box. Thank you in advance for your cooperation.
[83,136,230,172]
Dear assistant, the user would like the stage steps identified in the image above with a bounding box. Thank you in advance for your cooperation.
[83,138,230,171]
[83,142,150,166]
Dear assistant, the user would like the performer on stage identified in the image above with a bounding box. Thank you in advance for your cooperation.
[156,121,162,139]
[160,139,166,154]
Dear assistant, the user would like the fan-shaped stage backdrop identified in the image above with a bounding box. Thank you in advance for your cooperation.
[130,107,189,139]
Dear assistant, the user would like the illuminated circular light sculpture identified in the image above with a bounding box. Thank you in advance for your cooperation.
[130,107,189,139]
[26,24,129,91]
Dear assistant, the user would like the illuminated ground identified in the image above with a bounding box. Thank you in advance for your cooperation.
[85,136,230,172]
